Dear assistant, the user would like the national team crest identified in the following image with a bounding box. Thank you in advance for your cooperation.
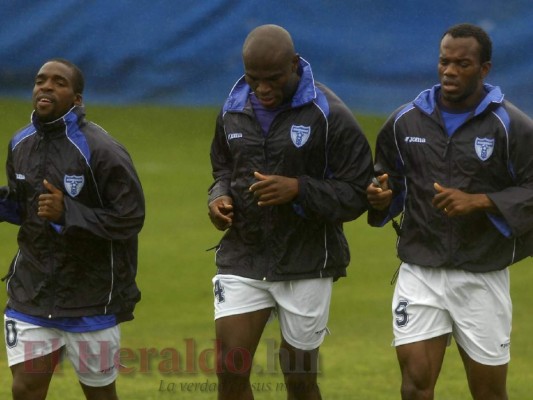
[290,125,311,148]
[474,137,495,161]
[64,175,85,197]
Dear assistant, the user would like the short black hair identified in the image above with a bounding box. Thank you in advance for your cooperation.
[46,58,85,94]
[443,23,492,64]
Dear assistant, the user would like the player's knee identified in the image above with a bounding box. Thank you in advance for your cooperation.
[283,373,320,399]
[470,386,508,400]
[400,381,434,400]
[12,379,48,400]
[216,368,251,397]
[279,345,319,375]
[216,344,254,376]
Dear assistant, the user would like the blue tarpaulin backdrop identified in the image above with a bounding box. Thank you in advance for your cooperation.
[1,0,532,115]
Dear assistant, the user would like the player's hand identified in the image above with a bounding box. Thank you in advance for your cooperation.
[249,171,298,207]
[432,182,496,216]
[208,195,234,230]
[38,179,64,223]
[366,174,392,210]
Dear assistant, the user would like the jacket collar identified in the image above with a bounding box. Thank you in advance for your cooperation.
[32,105,85,137]
[413,83,504,117]
[223,57,317,113]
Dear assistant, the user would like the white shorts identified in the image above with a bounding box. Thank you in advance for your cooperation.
[212,274,333,351]
[392,263,512,366]
[4,316,120,387]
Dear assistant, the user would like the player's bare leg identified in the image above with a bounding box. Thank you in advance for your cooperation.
[279,338,321,400]
[457,345,508,400]
[10,348,62,400]
[215,308,272,400]
[395,334,448,400]
[80,381,119,400]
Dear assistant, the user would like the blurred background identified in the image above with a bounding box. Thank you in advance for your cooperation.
[1,0,532,115]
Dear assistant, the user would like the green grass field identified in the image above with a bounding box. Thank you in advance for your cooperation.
[0,99,531,399]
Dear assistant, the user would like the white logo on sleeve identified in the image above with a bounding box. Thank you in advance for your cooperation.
[404,136,426,143]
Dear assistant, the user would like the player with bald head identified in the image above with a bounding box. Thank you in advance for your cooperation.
[208,24,373,399]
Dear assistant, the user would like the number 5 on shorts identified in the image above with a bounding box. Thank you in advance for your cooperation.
[394,299,409,328]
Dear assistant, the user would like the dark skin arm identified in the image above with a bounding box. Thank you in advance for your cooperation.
[37,179,64,222]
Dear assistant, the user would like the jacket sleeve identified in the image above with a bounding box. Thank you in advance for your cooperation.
[368,108,406,227]
[296,103,374,223]
[61,140,145,241]
[0,143,22,225]
[487,105,533,237]
[208,111,232,204]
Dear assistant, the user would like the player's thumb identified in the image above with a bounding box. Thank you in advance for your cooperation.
[434,182,445,193]
[253,171,268,181]
[43,179,60,193]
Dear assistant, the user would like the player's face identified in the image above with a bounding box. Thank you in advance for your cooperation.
[32,61,82,122]
[438,34,491,110]
[244,53,300,109]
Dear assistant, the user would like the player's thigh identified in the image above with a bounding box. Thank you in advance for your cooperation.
[212,274,276,317]
[392,263,453,346]
[4,317,65,369]
[396,334,448,388]
[215,309,272,375]
[450,268,511,366]
[213,274,275,351]
[80,381,118,400]
[5,317,66,397]
[64,326,120,389]
[457,344,508,399]
[274,278,333,351]
[10,348,63,399]
[279,336,320,375]
[215,309,273,352]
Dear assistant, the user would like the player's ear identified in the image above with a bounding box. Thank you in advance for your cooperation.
[480,61,491,79]
[74,93,83,106]
[291,54,300,72]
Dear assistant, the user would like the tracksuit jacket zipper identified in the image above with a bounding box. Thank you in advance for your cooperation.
[40,134,56,318]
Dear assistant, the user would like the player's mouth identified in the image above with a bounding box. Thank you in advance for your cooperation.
[258,96,277,108]
[441,80,460,92]
[34,96,56,113]
[36,95,54,106]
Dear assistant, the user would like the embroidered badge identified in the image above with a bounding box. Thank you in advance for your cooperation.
[474,137,495,161]
[64,175,84,197]
[290,125,311,148]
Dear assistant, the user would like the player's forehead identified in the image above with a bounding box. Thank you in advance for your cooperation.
[36,61,75,82]
[439,35,481,61]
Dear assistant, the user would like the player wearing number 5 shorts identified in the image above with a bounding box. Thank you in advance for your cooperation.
[367,23,533,400]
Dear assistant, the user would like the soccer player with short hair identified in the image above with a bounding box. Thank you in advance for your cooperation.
[367,23,533,400]
[2,59,145,400]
